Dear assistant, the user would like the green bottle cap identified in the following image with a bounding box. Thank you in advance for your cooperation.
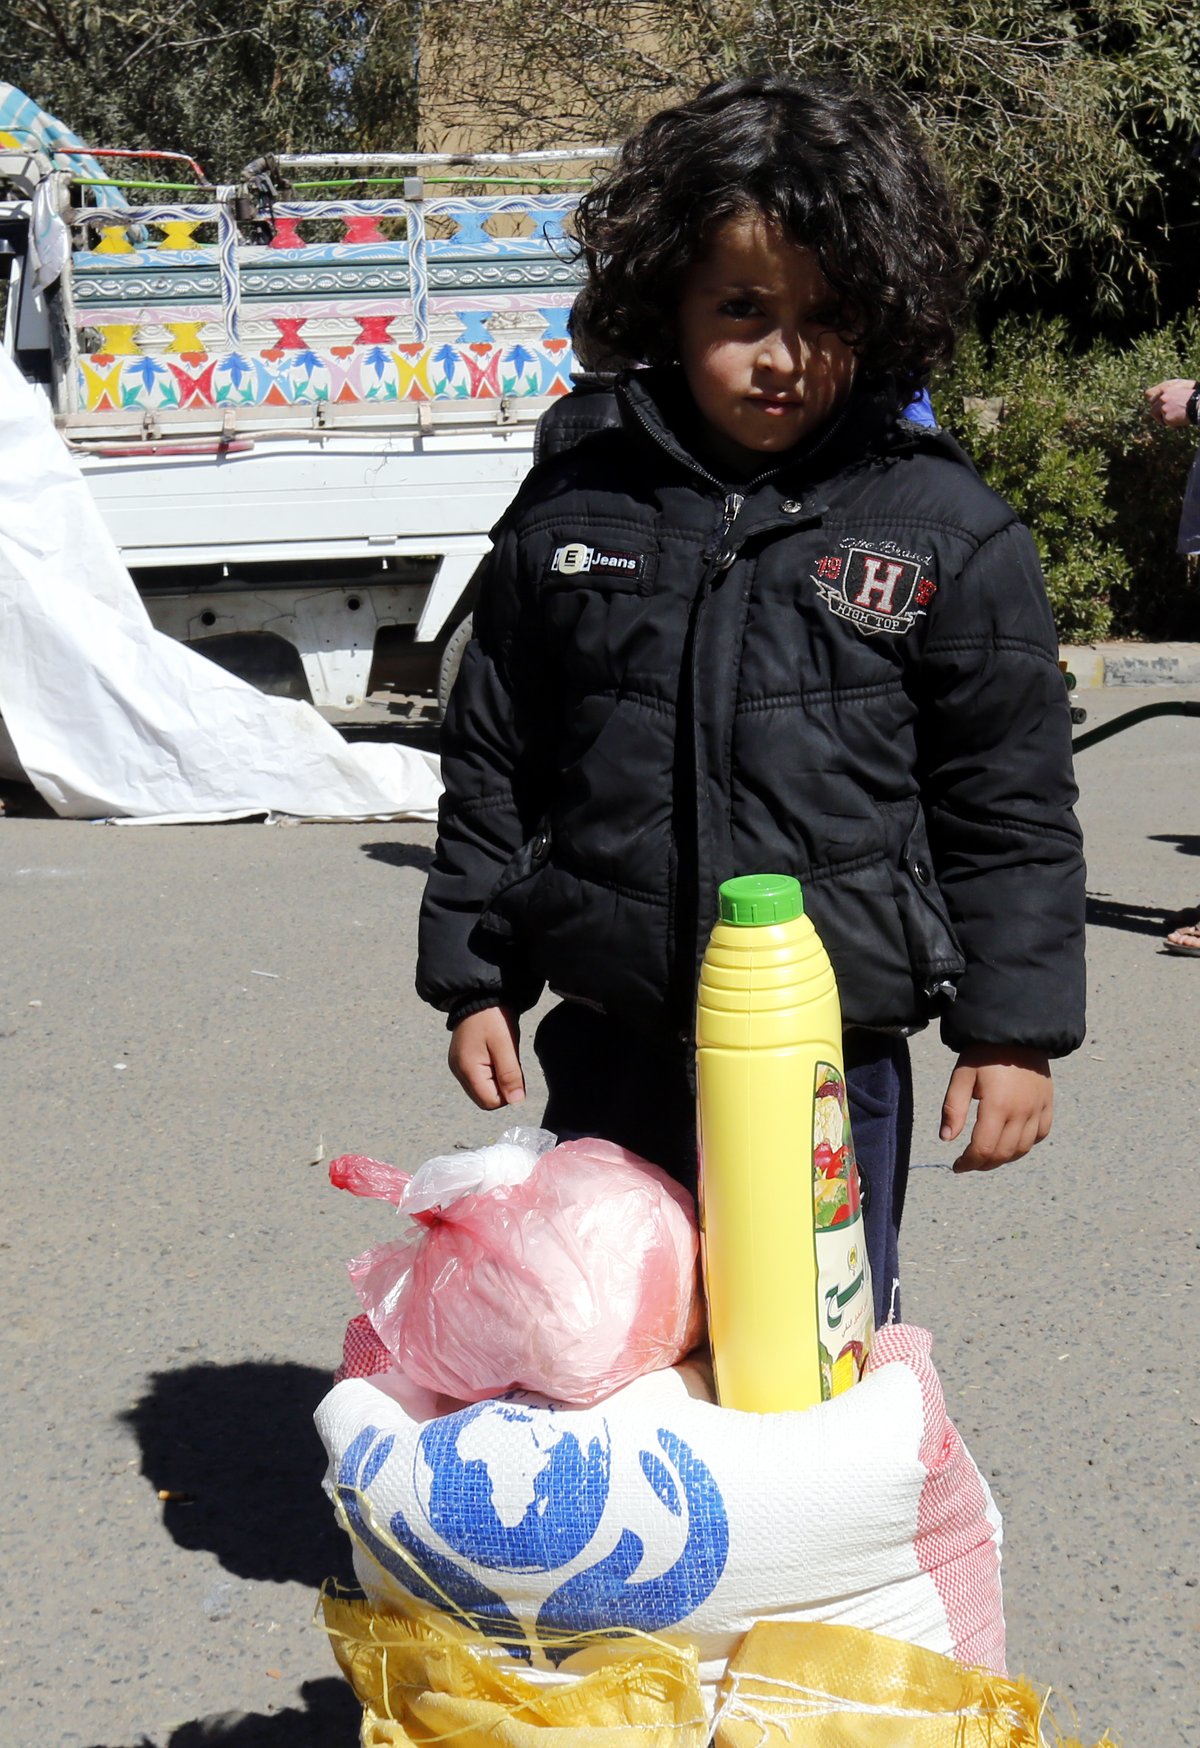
[718,873,804,926]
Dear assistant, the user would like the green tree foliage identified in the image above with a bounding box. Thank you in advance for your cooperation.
[7,3,1195,638]
[747,1,1200,331]
[1,1,420,182]
[9,3,1195,323]
[421,0,1200,333]
[937,315,1200,640]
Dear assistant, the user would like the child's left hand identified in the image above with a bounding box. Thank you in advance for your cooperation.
[939,1045,1053,1173]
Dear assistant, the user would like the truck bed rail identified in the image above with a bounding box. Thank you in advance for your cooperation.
[35,148,616,423]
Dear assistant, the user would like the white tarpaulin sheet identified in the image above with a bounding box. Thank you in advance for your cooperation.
[0,352,443,823]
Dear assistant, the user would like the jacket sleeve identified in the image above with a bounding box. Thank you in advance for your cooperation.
[916,518,1086,1057]
[415,522,550,1024]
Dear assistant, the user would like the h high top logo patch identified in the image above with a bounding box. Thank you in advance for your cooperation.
[812,538,937,636]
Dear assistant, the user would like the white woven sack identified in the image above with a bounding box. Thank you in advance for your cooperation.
[315,1323,1005,1691]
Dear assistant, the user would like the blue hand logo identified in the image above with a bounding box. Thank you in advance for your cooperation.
[536,1428,728,1660]
[336,1409,728,1666]
[335,1424,527,1656]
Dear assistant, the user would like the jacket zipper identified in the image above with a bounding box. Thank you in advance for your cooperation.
[667,492,749,1029]
[619,375,856,509]
[620,392,755,1029]
[708,492,746,570]
[618,383,849,1030]
[619,399,790,1030]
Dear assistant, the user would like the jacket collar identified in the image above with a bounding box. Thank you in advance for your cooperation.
[615,365,908,499]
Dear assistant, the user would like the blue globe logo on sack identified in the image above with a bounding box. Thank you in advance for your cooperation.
[335,1397,729,1661]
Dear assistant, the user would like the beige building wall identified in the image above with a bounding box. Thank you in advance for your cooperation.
[416,1,692,156]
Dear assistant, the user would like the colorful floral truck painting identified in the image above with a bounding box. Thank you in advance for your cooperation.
[0,135,610,711]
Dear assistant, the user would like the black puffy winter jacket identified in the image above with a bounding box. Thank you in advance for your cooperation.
[417,368,1086,1057]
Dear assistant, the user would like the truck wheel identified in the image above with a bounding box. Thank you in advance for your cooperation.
[437,615,473,718]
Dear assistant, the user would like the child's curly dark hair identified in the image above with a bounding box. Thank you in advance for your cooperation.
[572,76,983,390]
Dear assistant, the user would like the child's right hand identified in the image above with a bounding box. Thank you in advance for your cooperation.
[448,1006,526,1110]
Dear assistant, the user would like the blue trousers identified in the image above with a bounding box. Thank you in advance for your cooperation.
[534,1002,912,1327]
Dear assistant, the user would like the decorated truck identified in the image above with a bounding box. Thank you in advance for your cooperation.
[0,129,608,712]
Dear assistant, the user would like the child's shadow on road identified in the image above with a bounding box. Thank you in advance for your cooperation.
[119,1361,354,1590]
[102,1364,360,1747]
[87,1675,359,1747]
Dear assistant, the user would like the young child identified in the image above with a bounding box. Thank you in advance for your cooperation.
[416,77,1086,1322]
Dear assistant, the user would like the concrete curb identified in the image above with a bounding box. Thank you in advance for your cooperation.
[1060,642,1200,687]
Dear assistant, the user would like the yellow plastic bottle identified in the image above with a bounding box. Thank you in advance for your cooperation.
[696,873,874,1413]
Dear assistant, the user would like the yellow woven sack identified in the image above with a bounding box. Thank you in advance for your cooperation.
[712,1620,1117,1748]
[321,1592,1117,1748]
[321,1587,708,1747]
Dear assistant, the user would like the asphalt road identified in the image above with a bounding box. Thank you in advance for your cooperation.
[1,684,1197,1748]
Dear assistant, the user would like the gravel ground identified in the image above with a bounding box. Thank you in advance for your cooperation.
[0,685,1196,1747]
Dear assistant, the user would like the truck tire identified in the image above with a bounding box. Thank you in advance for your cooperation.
[437,614,473,718]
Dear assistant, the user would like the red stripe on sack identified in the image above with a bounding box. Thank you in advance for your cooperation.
[334,1313,393,1383]
[868,1325,1007,1674]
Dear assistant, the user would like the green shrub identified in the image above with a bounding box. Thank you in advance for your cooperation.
[935,315,1200,642]
[1067,318,1200,638]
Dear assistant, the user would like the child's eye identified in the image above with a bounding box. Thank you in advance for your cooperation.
[718,298,760,320]
[808,307,843,329]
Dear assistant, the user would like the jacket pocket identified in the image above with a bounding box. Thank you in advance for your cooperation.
[891,814,965,998]
[475,819,553,942]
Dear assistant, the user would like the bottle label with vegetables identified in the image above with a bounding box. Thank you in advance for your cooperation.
[813,1064,875,1398]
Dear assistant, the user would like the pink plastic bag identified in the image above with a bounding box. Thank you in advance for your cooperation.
[333,1312,469,1418]
[330,1135,704,1406]
[329,1154,410,1205]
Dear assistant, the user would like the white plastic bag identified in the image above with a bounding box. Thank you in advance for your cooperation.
[400,1126,556,1213]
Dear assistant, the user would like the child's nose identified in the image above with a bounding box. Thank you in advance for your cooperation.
[756,328,806,376]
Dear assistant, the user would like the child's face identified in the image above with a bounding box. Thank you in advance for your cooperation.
[676,210,859,474]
